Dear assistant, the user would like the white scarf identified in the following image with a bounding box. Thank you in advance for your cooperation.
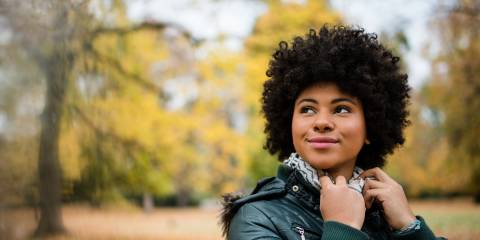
[283,152,366,193]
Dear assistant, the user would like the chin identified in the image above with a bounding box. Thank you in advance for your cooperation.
[304,158,335,170]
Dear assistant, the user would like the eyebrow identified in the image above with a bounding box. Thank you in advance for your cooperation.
[296,97,358,106]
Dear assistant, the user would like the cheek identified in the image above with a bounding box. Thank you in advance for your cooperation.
[291,116,310,138]
[291,116,309,151]
[342,118,367,143]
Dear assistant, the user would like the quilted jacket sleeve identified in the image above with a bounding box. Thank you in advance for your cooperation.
[321,221,370,240]
[228,203,282,240]
[391,216,447,240]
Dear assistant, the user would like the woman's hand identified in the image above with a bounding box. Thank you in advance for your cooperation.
[319,176,366,230]
[360,167,416,230]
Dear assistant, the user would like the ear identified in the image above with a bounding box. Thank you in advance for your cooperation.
[365,138,370,145]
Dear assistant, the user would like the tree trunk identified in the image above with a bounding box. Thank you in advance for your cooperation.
[143,192,154,213]
[473,169,480,204]
[176,187,191,207]
[34,46,72,237]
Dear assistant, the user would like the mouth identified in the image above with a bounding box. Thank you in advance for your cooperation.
[307,137,338,149]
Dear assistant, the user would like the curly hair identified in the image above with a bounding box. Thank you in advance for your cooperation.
[261,25,410,169]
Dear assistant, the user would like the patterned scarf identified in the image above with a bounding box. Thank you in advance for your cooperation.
[283,152,366,193]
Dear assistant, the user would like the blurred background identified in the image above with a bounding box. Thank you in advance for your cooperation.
[0,0,478,239]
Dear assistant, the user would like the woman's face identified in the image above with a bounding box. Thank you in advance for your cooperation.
[291,83,367,174]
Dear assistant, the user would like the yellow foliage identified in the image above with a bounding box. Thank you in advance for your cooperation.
[58,0,347,200]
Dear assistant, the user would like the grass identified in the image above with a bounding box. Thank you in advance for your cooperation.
[410,198,480,240]
[2,198,479,240]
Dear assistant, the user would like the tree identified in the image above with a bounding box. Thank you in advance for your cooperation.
[0,0,197,235]
[375,31,463,198]
[0,1,92,235]
[424,0,480,201]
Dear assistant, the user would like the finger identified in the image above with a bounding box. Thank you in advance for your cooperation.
[363,188,385,207]
[363,188,379,209]
[319,176,333,189]
[359,168,382,181]
[360,167,393,183]
[364,195,374,209]
[335,175,347,185]
[363,178,388,192]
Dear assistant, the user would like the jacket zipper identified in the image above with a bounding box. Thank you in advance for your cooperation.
[295,226,306,240]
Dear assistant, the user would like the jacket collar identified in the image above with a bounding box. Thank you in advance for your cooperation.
[277,163,293,181]
[279,164,321,211]
[279,164,389,232]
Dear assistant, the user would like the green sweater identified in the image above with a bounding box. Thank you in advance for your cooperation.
[221,165,445,240]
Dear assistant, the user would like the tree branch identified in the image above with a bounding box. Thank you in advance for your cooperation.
[70,104,148,154]
[91,21,203,45]
[85,44,164,94]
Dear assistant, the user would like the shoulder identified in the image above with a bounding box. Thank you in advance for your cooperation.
[227,201,283,240]
[220,176,287,238]
[226,176,287,211]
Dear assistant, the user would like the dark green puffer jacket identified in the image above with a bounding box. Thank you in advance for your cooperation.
[221,165,446,240]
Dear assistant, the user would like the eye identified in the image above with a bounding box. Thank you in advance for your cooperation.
[334,105,351,114]
[300,106,316,114]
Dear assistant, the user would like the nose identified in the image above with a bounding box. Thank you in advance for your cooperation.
[313,111,334,132]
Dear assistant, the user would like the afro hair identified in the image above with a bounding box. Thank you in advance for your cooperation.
[261,25,410,169]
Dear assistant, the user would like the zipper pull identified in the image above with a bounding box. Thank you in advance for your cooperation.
[295,226,306,240]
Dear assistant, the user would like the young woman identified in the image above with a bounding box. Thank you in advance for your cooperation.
[221,26,445,240]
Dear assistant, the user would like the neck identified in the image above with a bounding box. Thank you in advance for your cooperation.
[325,164,355,180]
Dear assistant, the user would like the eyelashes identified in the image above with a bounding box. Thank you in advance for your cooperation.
[334,105,351,114]
[299,105,352,115]
[300,106,315,114]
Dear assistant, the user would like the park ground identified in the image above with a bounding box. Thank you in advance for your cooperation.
[2,198,480,240]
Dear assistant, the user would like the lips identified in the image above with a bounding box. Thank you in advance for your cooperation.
[307,137,338,149]
[307,137,339,143]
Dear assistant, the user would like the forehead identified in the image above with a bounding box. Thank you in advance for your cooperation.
[295,83,357,101]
